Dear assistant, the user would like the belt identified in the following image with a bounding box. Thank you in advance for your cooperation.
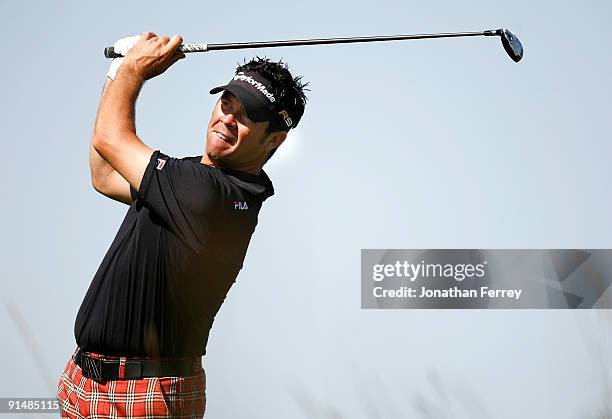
[74,349,202,381]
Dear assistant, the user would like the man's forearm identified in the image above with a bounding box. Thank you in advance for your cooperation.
[93,68,144,150]
[90,79,117,187]
[89,34,176,193]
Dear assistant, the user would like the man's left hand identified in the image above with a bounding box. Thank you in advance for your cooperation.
[118,32,185,82]
[106,35,141,80]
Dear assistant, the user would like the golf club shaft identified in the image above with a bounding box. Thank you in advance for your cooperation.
[104,29,503,58]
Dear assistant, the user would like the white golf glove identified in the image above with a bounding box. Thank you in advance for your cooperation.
[106,35,141,80]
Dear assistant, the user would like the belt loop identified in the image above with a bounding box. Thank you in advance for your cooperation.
[118,356,126,379]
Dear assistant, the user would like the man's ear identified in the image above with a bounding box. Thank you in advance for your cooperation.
[264,131,287,152]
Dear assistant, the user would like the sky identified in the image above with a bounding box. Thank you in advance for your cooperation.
[0,0,611,418]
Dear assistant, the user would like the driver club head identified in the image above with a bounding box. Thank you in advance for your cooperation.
[500,29,523,62]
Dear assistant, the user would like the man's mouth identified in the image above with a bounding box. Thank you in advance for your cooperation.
[213,130,236,145]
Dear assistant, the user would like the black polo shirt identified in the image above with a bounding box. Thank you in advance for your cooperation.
[74,150,274,357]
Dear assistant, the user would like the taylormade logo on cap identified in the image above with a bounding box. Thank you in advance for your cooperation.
[233,72,276,103]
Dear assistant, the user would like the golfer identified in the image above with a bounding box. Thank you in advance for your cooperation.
[57,32,307,418]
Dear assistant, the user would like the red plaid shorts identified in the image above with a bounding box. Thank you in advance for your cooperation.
[57,350,206,418]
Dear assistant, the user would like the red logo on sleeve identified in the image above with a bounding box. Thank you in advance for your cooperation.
[156,159,167,170]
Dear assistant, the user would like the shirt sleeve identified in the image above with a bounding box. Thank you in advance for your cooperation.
[135,150,219,252]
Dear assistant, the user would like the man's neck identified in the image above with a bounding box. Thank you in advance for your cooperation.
[200,154,262,175]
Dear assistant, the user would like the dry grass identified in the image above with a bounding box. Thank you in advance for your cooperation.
[288,311,612,419]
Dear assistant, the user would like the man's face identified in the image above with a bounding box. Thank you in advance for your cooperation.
[205,91,281,172]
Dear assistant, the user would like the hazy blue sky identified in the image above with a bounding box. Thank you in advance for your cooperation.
[1,1,611,418]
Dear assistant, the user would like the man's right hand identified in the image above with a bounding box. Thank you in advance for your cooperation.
[120,32,185,82]
[106,35,141,80]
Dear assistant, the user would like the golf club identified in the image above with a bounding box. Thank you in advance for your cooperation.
[104,28,524,63]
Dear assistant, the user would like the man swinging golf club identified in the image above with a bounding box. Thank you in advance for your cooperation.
[57,32,308,418]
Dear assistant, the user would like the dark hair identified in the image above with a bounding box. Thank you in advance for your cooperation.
[235,57,309,160]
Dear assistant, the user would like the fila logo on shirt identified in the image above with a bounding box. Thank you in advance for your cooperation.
[234,201,249,210]
[156,158,167,170]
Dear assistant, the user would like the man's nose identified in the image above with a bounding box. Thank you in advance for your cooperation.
[220,112,237,126]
